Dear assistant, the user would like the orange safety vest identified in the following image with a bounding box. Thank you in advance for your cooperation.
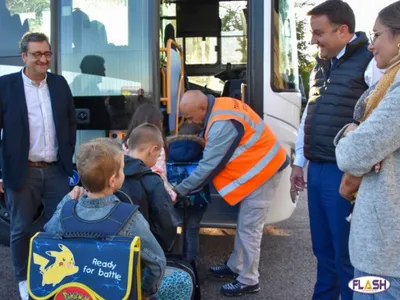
[205,97,287,206]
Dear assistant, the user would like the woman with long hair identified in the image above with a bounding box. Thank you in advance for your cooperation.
[335,2,400,298]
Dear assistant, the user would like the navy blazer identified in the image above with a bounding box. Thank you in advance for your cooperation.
[0,71,76,190]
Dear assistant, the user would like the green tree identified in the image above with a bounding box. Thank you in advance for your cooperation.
[295,0,315,101]
[220,2,247,63]
[6,0,50,30]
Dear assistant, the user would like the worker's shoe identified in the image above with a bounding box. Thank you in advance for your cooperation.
[209,264,238,279]
[221,280,260,297]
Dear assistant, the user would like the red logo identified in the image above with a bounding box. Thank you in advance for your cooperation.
[54,286,95,300]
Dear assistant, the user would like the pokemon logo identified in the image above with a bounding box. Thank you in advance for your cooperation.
[59,292,89,300]
[54,286,94,300]
[33,244,79,287]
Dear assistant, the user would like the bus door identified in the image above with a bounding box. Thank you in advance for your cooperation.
[160,0,300,227]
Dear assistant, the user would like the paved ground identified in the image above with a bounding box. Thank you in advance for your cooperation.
[0,191,315,300]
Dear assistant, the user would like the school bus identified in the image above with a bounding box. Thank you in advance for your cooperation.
[0,0,301,243]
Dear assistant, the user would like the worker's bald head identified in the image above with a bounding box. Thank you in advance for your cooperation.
[179,90,208,126]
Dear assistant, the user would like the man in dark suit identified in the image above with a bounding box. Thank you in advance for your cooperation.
[290,1,376,299]
[0,32,76,299]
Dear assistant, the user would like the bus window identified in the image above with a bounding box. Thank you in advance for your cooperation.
[58,0,152,98]
[185,37,218,65]
[58,0,154,132]
[220,1,247,65]
[160,4,180,45]
[188,76,224,92]
[272,0,299,91]
[0,0,50,76]
[161,1,248,97]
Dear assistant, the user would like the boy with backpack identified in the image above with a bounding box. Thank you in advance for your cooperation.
[43,138,166,300]
[121,123,177,252]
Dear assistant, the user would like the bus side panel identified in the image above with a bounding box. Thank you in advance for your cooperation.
[264,114,299,224]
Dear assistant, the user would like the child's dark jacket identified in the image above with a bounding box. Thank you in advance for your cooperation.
[121,155,176,251]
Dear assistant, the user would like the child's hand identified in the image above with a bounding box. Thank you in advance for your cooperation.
[343,123,359,136]
[68,186,87,200]
[374,162,381,173]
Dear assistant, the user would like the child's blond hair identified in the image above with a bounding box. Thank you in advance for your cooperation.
[76,138,122,193]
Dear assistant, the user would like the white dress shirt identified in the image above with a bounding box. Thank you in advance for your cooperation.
[294,35,385,167]
[22,70,58,162]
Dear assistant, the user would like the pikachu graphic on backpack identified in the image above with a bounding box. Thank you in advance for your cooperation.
[33,244,79,287]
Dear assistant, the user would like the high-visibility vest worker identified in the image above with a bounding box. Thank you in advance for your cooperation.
[204,97,287,206]
[174,90,290,295]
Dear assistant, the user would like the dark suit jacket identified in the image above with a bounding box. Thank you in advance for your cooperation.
[0,71,76,190]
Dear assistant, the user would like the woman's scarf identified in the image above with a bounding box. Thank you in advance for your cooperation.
[339,54,400,202]
[361,60,400,122]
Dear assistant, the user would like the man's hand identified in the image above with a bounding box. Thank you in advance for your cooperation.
[68,186,87,200]
[0,182,3,193]
[290,165,306,192]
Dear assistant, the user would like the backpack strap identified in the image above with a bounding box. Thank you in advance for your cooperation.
[132,169,157,204]
[114,190,134,204]
[134,170,155,221]
[60,200,137,239]
[137,171,153,199]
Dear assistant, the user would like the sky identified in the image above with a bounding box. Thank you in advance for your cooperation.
[296,0,397,34]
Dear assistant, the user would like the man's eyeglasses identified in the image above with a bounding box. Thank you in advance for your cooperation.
[369,28,390,44]
[27,51,53,59]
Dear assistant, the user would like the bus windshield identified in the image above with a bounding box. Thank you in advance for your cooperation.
[58,0,153,97]
[272,0,299,91]
[0,0,155,99]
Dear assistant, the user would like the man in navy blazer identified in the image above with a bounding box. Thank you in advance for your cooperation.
[0,32,76,299]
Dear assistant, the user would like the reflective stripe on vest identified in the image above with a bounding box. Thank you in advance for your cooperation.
[205,97,286,206]
[208,110,265,163]
[218,141,281,198]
